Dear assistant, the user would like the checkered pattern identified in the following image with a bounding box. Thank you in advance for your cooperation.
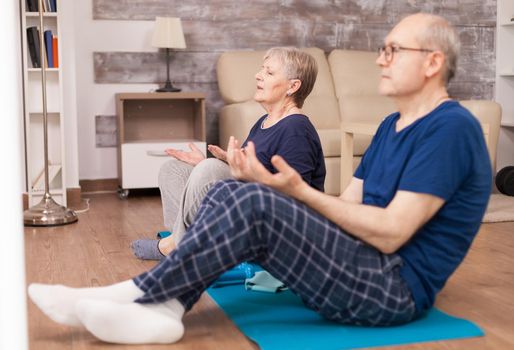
[134,180,416,326]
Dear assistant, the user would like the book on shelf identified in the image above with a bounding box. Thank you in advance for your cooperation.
[26,0,37,12]
[52,35,58,68]
[44,30,53,68]
[50,0,57,12]
[26,26,41,68]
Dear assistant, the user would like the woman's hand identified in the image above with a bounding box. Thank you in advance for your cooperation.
[165,143,205,166]
[207,144,227,162]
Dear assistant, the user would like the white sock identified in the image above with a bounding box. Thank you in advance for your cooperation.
[27,280,144,326]
[76,298,185,344]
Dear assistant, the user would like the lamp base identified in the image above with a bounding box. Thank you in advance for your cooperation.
[24,196,78,227]
[156,80,181,92]
[156,86,181,92]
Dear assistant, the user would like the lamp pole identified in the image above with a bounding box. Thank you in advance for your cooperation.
[156,48,181,92]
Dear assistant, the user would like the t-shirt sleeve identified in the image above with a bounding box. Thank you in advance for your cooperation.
[398,120,475,200]
[274,134,318,184]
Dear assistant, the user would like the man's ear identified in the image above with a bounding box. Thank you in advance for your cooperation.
[425,51,445,79]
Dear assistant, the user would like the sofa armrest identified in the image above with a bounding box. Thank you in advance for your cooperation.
[340,123,379,191]
[340,122,491,193]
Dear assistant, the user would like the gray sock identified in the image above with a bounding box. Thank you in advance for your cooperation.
[131,239,165,260]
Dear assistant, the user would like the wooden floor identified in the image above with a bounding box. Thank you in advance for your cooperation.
[25,193,514,349]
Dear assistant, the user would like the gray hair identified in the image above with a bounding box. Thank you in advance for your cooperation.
[264,47,318,108]
[416,14,461,84]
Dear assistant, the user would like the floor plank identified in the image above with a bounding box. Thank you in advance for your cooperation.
[25,193,514,349]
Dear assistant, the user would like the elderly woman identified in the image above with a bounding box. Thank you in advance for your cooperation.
[132,47,325,260]
[132,47,326,259]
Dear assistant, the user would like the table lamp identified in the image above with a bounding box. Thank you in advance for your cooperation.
[152,17,186,92]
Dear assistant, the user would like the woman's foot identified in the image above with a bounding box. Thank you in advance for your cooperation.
[131,236,176,260]
[131,239,165,260]
[158,235,176,256]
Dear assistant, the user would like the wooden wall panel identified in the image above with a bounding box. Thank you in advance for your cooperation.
[92,0,497,145]
[94,52,219,84]
[93,0,496,25]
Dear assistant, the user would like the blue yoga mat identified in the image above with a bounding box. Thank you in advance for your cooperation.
[208,284,483,350]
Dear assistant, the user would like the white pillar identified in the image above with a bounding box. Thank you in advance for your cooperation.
[0,0,29,349]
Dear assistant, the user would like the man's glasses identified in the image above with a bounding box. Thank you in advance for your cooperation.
[378,45,434,63]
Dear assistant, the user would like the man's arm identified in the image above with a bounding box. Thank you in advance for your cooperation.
[339,177,363,204]
[227,138,444,254]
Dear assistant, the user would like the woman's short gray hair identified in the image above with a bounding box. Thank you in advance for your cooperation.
[417,15,461,84]
[264,47,318,108]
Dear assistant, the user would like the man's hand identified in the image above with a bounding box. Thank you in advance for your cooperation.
[226,136,308,198]
[207,144,227,162]
[165,143,205,166]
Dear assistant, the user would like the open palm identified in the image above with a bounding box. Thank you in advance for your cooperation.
[165,143,205,166]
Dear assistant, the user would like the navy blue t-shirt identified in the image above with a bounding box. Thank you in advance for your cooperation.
[241,114,326,192]
[354,101,492,313]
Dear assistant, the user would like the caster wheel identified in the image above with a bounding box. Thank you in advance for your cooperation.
[117,187,129,199]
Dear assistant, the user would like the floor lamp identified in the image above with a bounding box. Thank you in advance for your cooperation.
[23,0,78,226]
[152,17,186,92]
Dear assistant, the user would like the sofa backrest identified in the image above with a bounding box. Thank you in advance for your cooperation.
[328,49,396,155]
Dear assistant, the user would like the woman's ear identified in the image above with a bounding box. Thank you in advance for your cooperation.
[288,79,302,95]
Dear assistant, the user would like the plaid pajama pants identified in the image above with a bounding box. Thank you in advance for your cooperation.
[133,179,417,326]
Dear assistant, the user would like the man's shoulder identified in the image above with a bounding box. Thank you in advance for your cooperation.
[427,101,481,132]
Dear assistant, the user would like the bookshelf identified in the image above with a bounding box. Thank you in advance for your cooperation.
[20,0,68,207]
[496,1,514,127]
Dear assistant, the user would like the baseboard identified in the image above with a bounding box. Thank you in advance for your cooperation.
[22,187,82,211]
[79,178,118,193]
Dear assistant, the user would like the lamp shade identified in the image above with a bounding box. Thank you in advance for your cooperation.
[151,17,186,49]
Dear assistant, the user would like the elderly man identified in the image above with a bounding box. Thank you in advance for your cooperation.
[28,13,491,345]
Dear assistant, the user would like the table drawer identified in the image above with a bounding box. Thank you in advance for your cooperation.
[121,141,206,189]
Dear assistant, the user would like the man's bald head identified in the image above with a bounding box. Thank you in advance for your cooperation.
[395,13,460,84]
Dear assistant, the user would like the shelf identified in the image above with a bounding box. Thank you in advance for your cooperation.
[31,188,63,195]
[25,12,57,17]
[28,68,59,72]
[28,111,60,116]
[501,21,514,26]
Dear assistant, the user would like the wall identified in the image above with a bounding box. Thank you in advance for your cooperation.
[77,0,498,180]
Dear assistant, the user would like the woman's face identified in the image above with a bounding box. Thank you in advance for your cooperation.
[254,55,291,105]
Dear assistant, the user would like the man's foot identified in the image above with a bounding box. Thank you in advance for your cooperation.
[27,280,144,326]
[76,299,185,344]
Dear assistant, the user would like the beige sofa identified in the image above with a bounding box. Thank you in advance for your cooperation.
[217,48,501,195]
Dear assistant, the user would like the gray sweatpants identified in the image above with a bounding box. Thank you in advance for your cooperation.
[158,158,233,244]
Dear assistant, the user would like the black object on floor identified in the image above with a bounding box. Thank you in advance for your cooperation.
[496,166,514,196]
